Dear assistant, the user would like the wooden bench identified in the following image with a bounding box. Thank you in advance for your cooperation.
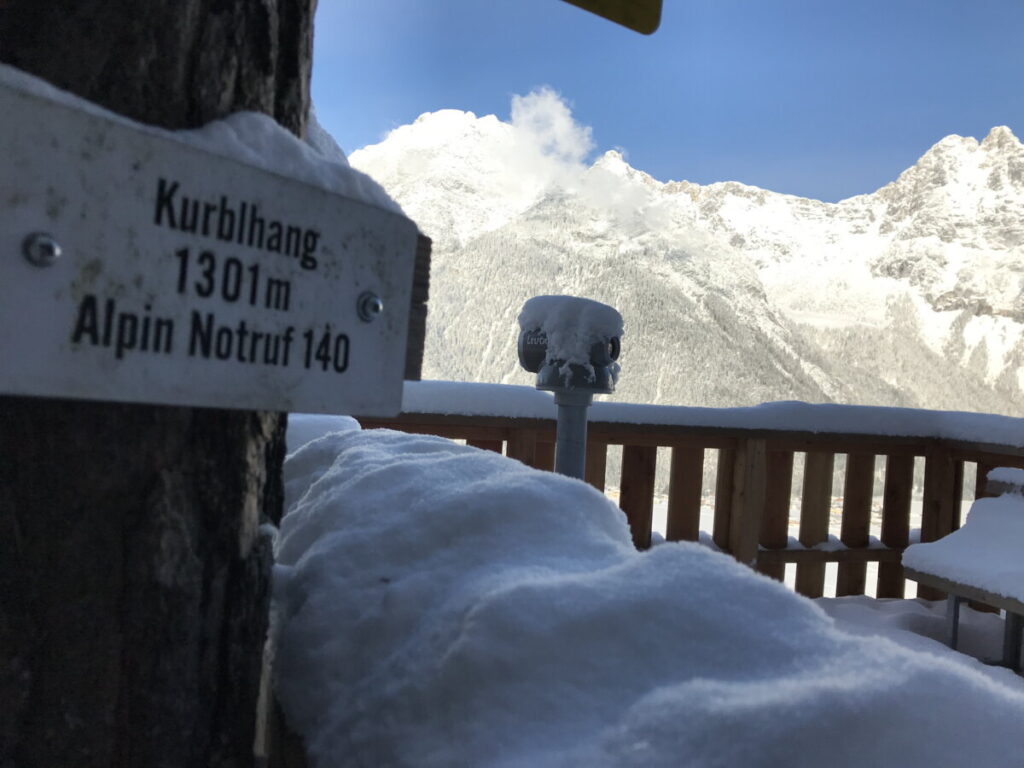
[904,469,1024,672]
[904,567,1023,672]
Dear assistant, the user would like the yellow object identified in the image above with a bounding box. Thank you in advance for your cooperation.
[560,0,662,34]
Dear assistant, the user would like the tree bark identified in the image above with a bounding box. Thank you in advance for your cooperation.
[0,1,314,766]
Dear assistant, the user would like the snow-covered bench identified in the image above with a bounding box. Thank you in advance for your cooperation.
[903,468,1024,672]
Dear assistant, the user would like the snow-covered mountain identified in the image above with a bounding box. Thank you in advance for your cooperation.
[351,101,1024,414]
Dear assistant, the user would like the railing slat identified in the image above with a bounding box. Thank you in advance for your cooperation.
[506,429,538,469]
[535,441,555,472]
[467,439,503,453]
[728,439,768,566]
[837,453,875,596]
[756,449,794,581]
[876,454,913,598]
[919,448,957,600]
[796,451,834,598]
[951,460,965,530]
[666,446,703,542]
[585,439,607,492]
[620,445,657,550]
[713,448,736,553]
[975,461,998,499]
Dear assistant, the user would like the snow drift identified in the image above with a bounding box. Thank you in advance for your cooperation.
[274,427,1024,767]
[904,492,1024,604]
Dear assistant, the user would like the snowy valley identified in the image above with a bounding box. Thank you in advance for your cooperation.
[351,91,1024,415]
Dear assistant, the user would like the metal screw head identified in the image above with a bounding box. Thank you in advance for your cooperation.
[357,291,384,322]
[23,232,62,267]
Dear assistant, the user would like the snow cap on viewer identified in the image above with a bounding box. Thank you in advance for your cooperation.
[518,295,623,367]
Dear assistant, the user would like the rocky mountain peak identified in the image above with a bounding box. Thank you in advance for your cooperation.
[350,108,1024,416]
[981,125,1020,152]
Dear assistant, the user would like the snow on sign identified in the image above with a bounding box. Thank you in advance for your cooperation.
[0,76,418,416]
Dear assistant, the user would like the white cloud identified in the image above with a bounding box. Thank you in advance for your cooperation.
[509,86,594,167]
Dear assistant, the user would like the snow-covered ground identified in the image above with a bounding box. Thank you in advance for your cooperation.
[274,416,1024,768]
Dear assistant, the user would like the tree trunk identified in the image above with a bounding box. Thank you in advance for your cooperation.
[0,2,314,766]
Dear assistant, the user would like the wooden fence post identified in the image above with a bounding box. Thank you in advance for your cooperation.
[585,439,608,492]
[534,440,556,472]
[666,446,703,542]
[757,449,793,581]
[975,462,998,499]
[837,453,875,596]
[877,454,913,598]
[713,447,736,552]
[796,451,834,598]
[728,438,767,566]
[620,445,657,549]
[506,429,538,469]
[919,447,958,600]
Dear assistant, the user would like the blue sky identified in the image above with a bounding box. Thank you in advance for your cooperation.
[312,0,1023,202]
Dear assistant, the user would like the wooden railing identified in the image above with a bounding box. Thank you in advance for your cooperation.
[357,409,1024,601]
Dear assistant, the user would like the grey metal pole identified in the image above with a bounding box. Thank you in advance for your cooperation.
[1002,612,1022,671]
[553,390,593,480]
[945,595,961,650]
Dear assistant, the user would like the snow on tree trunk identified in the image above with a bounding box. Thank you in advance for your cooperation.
[0,2,312,766]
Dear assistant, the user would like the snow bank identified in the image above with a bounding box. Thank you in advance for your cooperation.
[275,429,1024,768]
[398,380,1024,448]
[0,63,401,214]
[819,596,1014,678]
[904,494,1024,603]
[286,414,360,456]
[402,380,556,418]
[987,466,1024,491]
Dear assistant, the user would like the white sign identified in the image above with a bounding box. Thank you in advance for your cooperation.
[0,78,418,416]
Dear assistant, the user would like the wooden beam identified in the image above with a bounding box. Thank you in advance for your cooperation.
[355,411,1024,466]
[905,568,1024,617]
[795,451,834,598]
[756,449,793,581]
[666,446,703,542]
[585,439,607,492]
[620,445,657,549]
[758,547,903,566]
[713,448,736,553]
[506,429,538,469]
[403,234,431,381]
[975,461,998,499]
[534,441,555,472]
[877,454,913,598]
[919,448,957,600]
[728,439,768,567]
[837,453,875,596]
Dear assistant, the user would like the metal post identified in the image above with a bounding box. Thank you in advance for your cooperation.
[945,595,961,650]
[553,390,593,480]
[1002,612,1023,671]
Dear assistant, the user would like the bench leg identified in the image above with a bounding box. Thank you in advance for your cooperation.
[946,595,961,650]
[1003,612,1023,671]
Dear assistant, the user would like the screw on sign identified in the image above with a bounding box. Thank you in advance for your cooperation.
[358,291,384,323]
[22,232,62,267]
